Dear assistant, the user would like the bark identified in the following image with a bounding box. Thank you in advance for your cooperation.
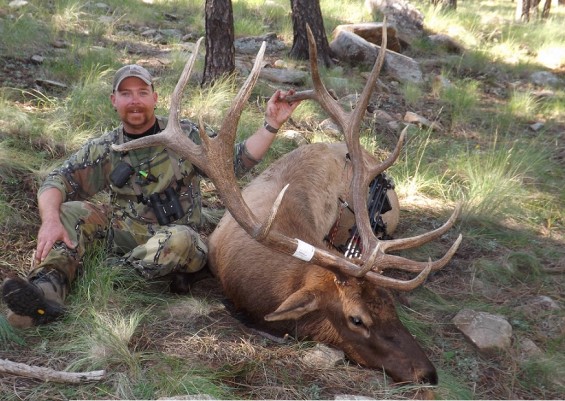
[0,358,106,383]
[541,0,552,18]
[289,0,333,67]
[202,0,235,86]
[515,0,531,22]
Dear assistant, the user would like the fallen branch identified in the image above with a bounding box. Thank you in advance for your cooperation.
[0,358,106,384]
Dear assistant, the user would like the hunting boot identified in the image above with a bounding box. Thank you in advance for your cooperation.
[2,268,68,328]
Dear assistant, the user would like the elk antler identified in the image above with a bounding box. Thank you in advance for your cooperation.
[112,22,462,291]
[297,21,462,278]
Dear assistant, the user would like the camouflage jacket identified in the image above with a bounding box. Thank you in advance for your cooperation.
[39,116,254,228]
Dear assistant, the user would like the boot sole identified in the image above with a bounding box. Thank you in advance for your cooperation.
[2,277,65,325]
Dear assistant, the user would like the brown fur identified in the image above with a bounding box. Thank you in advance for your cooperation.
[208,143,437,384]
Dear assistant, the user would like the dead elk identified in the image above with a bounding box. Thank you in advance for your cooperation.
[113,25,462,384]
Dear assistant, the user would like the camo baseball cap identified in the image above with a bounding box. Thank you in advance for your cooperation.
[112,64,154,92]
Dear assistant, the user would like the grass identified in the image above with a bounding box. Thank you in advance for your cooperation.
[0,0,564,399]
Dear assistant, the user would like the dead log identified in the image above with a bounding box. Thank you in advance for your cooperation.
[0,358,106,383]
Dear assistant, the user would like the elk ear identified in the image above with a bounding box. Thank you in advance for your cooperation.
[264,289,319,322]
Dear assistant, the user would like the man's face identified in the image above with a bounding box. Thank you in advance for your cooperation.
[110,77,158,134]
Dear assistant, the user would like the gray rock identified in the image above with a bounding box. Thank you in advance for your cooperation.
[530,71,562,87]
[301,343,345,368]
[259,67,308,85]
[452,309,512,354]
[330,30,423,84]
[428,34,465,53]
[8,0,28,8]
[517,337,543,362]
[332,22,402,52]
[364,0,424,45]
[234,33,286,55]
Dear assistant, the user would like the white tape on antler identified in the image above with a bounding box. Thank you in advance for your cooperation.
[292,239,315,262]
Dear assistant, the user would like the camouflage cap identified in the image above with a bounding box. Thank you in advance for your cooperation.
[112,64,153,92]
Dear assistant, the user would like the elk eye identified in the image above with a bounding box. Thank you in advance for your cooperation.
[350,316,363,326]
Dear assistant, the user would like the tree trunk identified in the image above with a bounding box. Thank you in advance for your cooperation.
[515,0,531,22]
[541,0,551,18]
[289,0,333,67]
[202,0,235,86]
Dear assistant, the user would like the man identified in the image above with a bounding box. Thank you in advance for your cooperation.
[2,64,300,328]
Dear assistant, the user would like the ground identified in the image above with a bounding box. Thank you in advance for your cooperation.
[1,29,564,400]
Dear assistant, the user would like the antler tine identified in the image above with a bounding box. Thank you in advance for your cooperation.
[305,25,349,130]
[365,259,433,291]
[381,203,463,254]
[170,37,205,125]
[192,42,268,235]
[345,19,389,263]
[376,234,463,273]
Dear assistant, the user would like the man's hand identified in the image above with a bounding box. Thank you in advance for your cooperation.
[35,218,75,263]
[264,89,301,130]
[35,188,75,263]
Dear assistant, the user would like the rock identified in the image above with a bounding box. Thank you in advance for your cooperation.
[319,118,342,137]
[373,110,395,122]
[387,120,400,130]
[403,111,442,131]
[234,33,286,55]
[385,50,424,85]
[259,67,307,85]
[518,295,561,318]
[98,16,114,24]
[280,130,308,146]
[8,0,28,8]
[517,337,543,362]
[530,71,562,88]
[330,30,423,84]
[529,122,544,132]
[273,59,288,68]
[30,55,44,64]
[428,34,465,53]
[332,22,402,52]
[330,30,378,66]
[93,2,111,12]
[363,0,424,46]
[301,343,345,368]
[452,309,512,355]
[52,39,70,49]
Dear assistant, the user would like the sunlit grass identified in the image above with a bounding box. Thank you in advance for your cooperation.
[439,78,480,128]
[505,90,539,121]
[449,139,544,221]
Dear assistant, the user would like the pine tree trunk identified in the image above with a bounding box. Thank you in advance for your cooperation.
[202,0,235,86]
[289,0,333,67]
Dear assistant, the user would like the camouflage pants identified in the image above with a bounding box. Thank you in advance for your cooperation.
[31,201,208,294]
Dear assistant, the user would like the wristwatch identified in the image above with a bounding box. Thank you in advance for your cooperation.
[263,120,279,134]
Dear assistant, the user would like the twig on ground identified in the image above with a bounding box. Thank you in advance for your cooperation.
[0,358,106,383]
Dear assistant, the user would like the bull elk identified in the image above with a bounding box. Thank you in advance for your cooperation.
[113,25,462,384]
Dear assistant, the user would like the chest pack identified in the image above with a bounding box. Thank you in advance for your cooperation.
[112,129,188,225]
